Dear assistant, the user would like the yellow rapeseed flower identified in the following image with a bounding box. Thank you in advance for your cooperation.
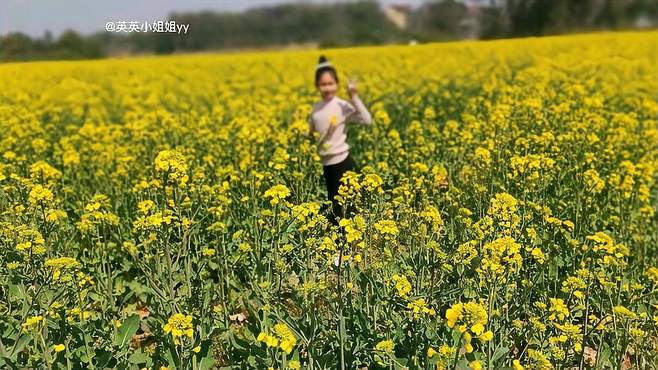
[163,313,194,344]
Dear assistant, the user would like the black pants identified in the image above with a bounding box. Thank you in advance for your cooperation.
[323,154,358,226]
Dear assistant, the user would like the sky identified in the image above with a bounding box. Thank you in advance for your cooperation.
[0,0,430,37]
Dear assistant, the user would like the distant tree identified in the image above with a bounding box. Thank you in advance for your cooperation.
[505,0,555,36]
[502,0,657,36]
[163,1,400,52]
[43,30,54,45]
[407,0,469,41]
[478,5,507,39]
[56,30,85,51]
[0,32,35,61]
[55,29,102,59]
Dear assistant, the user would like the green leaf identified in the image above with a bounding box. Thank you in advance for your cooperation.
[0,354,17,369]
[166,342,180,368]
[129,349,152,365]
[94,349,113,368]
[7,334,31,360]
[199,353,214,370]
[463,286,477,298]
[115,314,140,349]
[490,346,509,365]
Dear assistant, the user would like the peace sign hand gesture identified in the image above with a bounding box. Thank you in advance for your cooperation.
[346,76,359,98]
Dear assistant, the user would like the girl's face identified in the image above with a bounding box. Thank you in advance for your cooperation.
[316,72,338,100]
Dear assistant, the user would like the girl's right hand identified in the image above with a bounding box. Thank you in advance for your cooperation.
[326,122,337,138]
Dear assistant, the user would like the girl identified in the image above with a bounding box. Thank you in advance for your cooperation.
[307,55,373,226]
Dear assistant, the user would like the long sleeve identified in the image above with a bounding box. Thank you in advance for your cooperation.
[347,94,373,125]
[316,118,335,145]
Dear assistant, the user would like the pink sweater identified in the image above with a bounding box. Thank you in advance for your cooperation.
[308,94,373,166]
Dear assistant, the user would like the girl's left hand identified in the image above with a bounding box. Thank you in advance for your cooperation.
[347,77,358,97]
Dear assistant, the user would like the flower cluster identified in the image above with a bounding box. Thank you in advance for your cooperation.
[163,313,194,345]
[445,301,493,353]
[257,322,297,354]
[154,149,189,186]
[263,184,291,206]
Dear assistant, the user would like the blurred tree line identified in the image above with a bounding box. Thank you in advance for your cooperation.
[1,0,656,62]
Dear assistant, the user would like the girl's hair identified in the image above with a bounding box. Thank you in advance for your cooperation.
[315,55,339,86]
